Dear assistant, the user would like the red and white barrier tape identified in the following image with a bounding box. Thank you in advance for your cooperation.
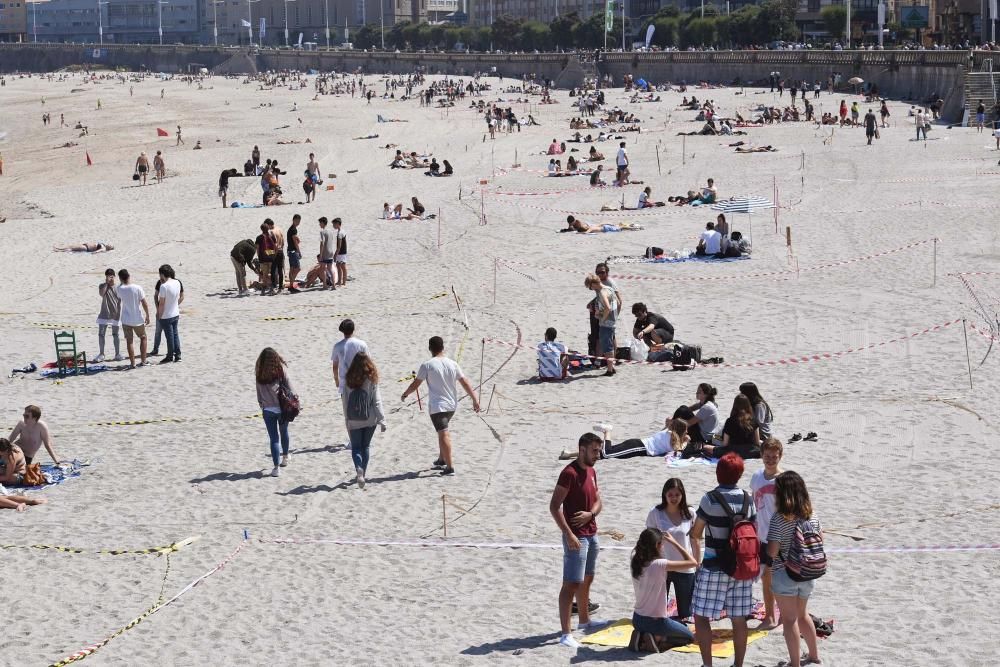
[49,539,247,667]
[260,537,1000,555]
[497,237,938,283]
[496,199,676,217]
[491,185,614,196]
[968,322,1000,341]
[483,318,961,370]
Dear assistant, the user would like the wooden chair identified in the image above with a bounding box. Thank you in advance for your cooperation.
[54,330,87,376]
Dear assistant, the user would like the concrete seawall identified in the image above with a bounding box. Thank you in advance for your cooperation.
[0,44,974,120]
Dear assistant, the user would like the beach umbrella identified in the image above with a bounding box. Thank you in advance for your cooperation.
[848,77,864,85]
[711,195,776,245]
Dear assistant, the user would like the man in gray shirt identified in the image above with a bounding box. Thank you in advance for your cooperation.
[318,216,336,290]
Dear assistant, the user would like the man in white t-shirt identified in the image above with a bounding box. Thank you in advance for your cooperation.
[401,336,480,476]
[331,319,369,396]
[115,268,151,368]
[156,264,183,363]
[696,222,723,257]
[615,141,628,186]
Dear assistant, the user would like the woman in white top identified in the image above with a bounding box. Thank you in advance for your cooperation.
[645,478,700,620]
[629,527,696,652]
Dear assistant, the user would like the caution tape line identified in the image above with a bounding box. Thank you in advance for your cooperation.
[89,414,261,427]
[498,237,937,283]
[483,318,961,370]
[32,323,99,329]
[496,199,674,217]
[2,536,197,556]
[262,312,355,321]
[496,260,538,282]
[49,538,247,667]
[259,537,1000,554]
[968,322,1000,341]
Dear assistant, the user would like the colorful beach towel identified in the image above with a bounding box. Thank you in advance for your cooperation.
[666,453,718,468]
[20,459,89,493]
[580,619,768,656]
[607,254,751,265]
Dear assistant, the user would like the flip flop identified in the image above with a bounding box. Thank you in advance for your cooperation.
[788,433,802,443]
[803,432,818,441]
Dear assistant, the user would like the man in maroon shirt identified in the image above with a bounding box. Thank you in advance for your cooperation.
[549,432,604,649]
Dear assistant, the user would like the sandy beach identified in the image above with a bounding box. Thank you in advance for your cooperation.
[1,70,999,666]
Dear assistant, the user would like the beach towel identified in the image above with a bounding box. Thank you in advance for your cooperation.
[608,254,751,265]
[230,202,266,209]
[579,619,768,656]
[665,453,718,468]
[19,459,88,493]
[39,364,112,378]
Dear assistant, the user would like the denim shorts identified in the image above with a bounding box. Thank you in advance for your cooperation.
[562,533,599,583]
[598,326,615,355]
[770,567,815,599]
[288,249,301,269]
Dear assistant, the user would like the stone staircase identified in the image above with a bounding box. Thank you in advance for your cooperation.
[963,70,999,127]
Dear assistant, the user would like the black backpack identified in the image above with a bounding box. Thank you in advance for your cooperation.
[346,385,372,421]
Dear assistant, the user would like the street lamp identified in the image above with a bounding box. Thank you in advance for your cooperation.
[97,0,108,45]
[157,0,168,45]
[284,0,296,46]
[211,0,224,46]
[247,0,260,46]
[324,0,329,47]
[30,0,37,42]
[380,0,385,49]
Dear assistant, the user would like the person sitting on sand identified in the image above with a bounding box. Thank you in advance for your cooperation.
[696,222,723,257]
[383,203,403,220]
[537,327,570,381]
[632,303,674,347]
[0,438,26,486]
[53,242,114,253]
[407,197,426,218]
[589,165,606,186]
[425,158,441,176]
[8,405,60,465]
[638,187,665,208]
[442,160,454,176]
[547,139,562,155]
[566,156,578,172]
[701,394,761,460]
[588,146,604,161]
[558,421,688,461]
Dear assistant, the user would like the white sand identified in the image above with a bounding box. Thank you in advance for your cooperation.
[1,72,999,666]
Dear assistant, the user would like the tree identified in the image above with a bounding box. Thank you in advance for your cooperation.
[518,21,551,51]
[821,5,847,39]
[650,16,679,47]
[549,11,580,49]
[491,14,523,50]
[757,0,799,42]
[682,17,717,48]
[354,24,378,49]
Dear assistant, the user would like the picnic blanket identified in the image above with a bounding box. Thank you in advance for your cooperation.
[665,453,718,468]
[230,202,266,209]
[20,459,90,493]
[580,619,768,656]
[39,364,112,378]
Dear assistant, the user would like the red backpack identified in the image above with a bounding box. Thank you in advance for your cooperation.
[709,490,760,581]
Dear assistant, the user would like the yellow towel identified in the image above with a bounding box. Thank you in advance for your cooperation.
[580,618,768,657]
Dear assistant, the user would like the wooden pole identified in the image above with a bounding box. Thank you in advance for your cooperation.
[963,319,973,389]
[492,259,498,305]
[656,144,661,175]
[478,338,486,398]
[933,237,938,287]
[682,135,686,165]
[441,494,448,537]
[485,383,496,414]
[437,207,441,249]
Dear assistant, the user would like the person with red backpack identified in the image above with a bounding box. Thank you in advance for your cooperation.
[766,471,824,667]
[690,453,759,667]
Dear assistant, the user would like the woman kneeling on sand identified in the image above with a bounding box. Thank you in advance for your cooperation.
[628,527,696,652]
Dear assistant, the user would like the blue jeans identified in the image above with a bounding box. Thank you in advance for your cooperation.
[348,425,376,473]
[668,571,696,620]
[151,318,162,353]
[161,316,180,360]
[631,612,693,647]
[262,410,289,466]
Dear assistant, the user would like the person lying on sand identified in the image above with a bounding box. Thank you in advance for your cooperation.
[561,215,641,234]
[354,134,379,140]
[53,242,114,252]
[558,421,688,460]
[0,483,48,511]
[735,145,778,153]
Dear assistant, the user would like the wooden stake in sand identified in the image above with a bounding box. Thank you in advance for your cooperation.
[486,384,497,414]
[441,494,448,537]
[414,374,423,411]
[682,135,686,165]
[437,207,442,249]
[656,144,661,176]
[932,237,938,287]
[492,259,498,305]
[786,226,794,266]
[963,319,973,389]
[478,338,486,398]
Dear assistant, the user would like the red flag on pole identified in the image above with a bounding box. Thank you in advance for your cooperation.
[156,128,169,137]
[86,151,93,166]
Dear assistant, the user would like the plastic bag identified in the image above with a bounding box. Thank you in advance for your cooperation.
[630,337,650,362]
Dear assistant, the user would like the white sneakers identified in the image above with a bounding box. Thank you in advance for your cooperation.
[356,467,366,490]
[279,453,289,468]
[559,634,581,649]
[592,423,614,436]
[95,354,105,362]
[576,619,611,631]
[113,354,124,362]
[270,466,280,477]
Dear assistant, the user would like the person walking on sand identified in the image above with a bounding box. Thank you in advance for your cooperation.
[879,100,891,128]
[400,336,480,476]
[751,438,784,630]
[550,432,605,649]
[331,319,369,401]
[767,471,824,667]
[286,214,302,292]
[343,352,386,489]
[255,347,294,477]
[333,217,348,287]
[96,268,123,362]
[153,150,165,182]
[864,108,877,145]
[134,152,150,185]
[116,269,151,368]
[156,264,183,364]
[175,125,184,146]
[690,453,758,667]
[8,405,61,465]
